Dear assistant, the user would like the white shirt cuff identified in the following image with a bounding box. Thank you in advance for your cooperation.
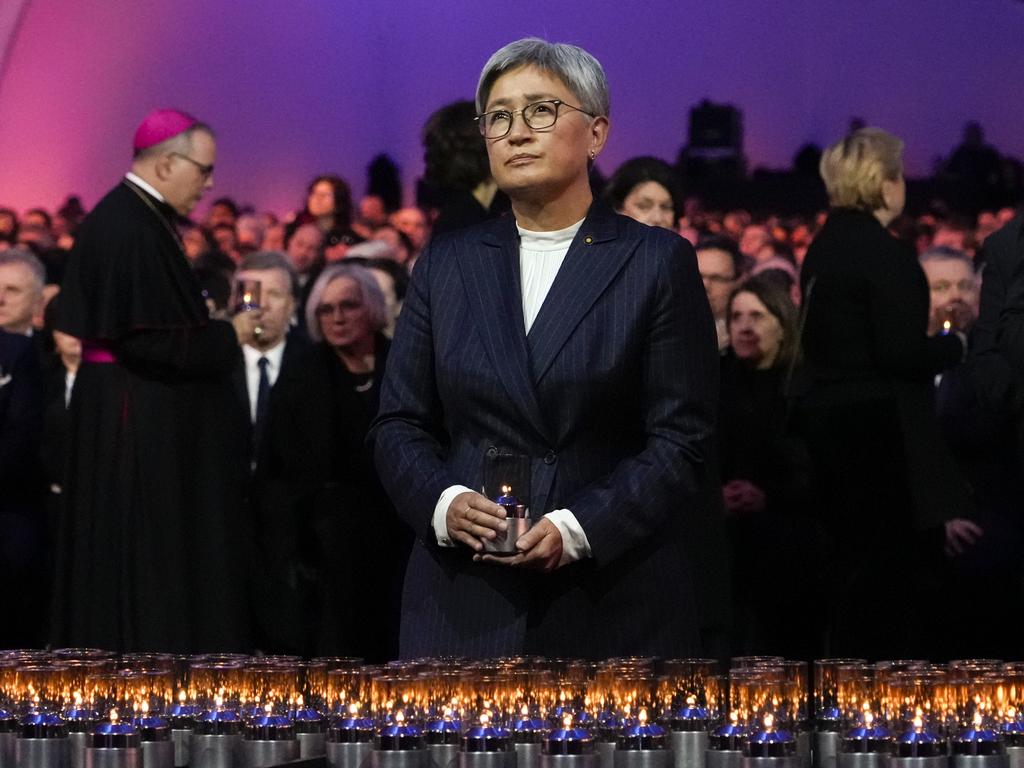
[433,485,473,547]
[543,509,592,566]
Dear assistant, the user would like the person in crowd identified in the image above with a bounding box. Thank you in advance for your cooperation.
[0,209,18,244]
[920,246,980,335]
[371,224,414,265]
[229,251,308,472]
[695,236,742,351]
[236,213,266,251]
[421,100,510,236]
[347,255,409,339]
[286,222,327,331]
[53,108,252,652]
[210,222,241,264]
[0,248,45,335]
[207,197,239,230]
[23,208,52,234]
[285,174,360,246]
[353,194,389,239]
[370,37,720,658]
[390,207,430,258]
[260,262,409,660]
[718,275,820,657]
[739,223,774,262]
[39,297,80,516]
[603,156,681,230]
[799,126,971,660]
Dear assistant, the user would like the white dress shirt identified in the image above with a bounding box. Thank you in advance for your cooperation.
[431,218,593,566]
[242,340,286,422]
[124,172,166,203]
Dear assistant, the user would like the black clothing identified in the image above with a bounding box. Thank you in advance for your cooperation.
[53,180,248,653]
[0,330,46,647]
[429,188,511,239]
[799,208,970,659]
[257,337,410,661]
[718,352,822,659]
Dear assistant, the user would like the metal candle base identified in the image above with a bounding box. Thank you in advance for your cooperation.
[598,741,617,768]
[1,732,14,768]
[371,749,430,768]
[671,729,708,768]
[15,737,72,768]
[742,757,799,768]
[953,757,1008,768]
[482,517,532,555]
[516,742,542,768]
[328,741,374,768]
[541,753,601,768]
[887,757,949,768]
[706,750,742,768]
[429,743,460,768]
[837,754,886,768]
[68,732,89,768]
[83,748,140,768]
[1006,748,1024,768]
[614,750,671,768]
[189,733,240,768]
[457,752,516,768]
[814,733,840,768]
[797,734,811,768]
[240,738,299,767]
[298,731,328,759]
[140,739,173,768]
[169,730,191,768]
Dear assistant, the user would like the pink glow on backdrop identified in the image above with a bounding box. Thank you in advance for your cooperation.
[1,0,1022,217]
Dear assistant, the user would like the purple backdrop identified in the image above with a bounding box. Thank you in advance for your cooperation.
[2,0,1022,216]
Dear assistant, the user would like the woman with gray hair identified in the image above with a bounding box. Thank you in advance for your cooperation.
[799,126,974,659]
[260,261,410,659]
[370,38,720,658]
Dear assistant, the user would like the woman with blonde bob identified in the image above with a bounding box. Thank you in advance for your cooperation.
[798,127,974,660]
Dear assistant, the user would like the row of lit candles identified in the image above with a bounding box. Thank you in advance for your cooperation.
[5,652,1024,742]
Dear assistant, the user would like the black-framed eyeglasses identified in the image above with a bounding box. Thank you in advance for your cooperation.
[475,99,596,139]
[170,152,215,178]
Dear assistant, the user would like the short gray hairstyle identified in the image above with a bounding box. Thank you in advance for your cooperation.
[919,245,975,271]
[476,37,610,118]
[236,250,298,296]
[305,262,388,342]
[0,247,45,293]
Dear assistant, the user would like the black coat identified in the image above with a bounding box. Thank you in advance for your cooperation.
[52,180,249,653]
[799,208,971,658]
[257,337,409,661]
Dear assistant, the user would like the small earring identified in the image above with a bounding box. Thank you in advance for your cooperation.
[589,149,596,160]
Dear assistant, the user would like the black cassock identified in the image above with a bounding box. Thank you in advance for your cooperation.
[53,179,249,653]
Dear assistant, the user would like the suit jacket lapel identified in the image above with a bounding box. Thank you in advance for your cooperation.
[526,203,634,383]
[458,216,552,444]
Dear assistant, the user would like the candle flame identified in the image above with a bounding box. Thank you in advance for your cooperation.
[913,714,924,732]
[502,485,511,495]
[349,703,359,716]
[686,695,696,707]
[521,704,529,717]
[639,708,648,725]
[74,691,83,707]
[763,713,774,731]
[141,701,149,715]
[214,694,224,709]
[265,703,273,715]
[110,709,119,724]
[943,320,952,332]
[563,714,573,729]
[396,710,405,725]
[481,712,490,726]
[624,704,631,717]
[974,711,983,729]
[296,695,304,708]
[729,711,739,726]
[864,710,874,727]
[179,690,187,704]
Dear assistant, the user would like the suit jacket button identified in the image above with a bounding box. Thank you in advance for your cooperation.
[544,451,556,465]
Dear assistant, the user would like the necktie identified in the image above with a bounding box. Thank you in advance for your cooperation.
[253,356,271,466]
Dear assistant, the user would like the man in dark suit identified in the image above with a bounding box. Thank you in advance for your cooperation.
[0,328,46,646]
[229,250,308,470]
[370,38,719,659]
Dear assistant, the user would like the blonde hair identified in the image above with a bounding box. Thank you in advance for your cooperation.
[819,127,904,211]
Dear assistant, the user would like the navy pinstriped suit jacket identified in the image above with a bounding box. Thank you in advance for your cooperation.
[369,202,719,659]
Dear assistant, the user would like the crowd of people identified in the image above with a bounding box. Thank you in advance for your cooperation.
[1,40,1022,664]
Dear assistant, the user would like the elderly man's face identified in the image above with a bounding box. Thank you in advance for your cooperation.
[164,130,216,216]
[390,207,428,249]
[922,258,979,334]
[287,225,324,274]
[0,263,42,334]
[235,267,294,348]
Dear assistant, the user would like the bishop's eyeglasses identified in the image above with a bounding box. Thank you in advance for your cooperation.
[475,99,596,139]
